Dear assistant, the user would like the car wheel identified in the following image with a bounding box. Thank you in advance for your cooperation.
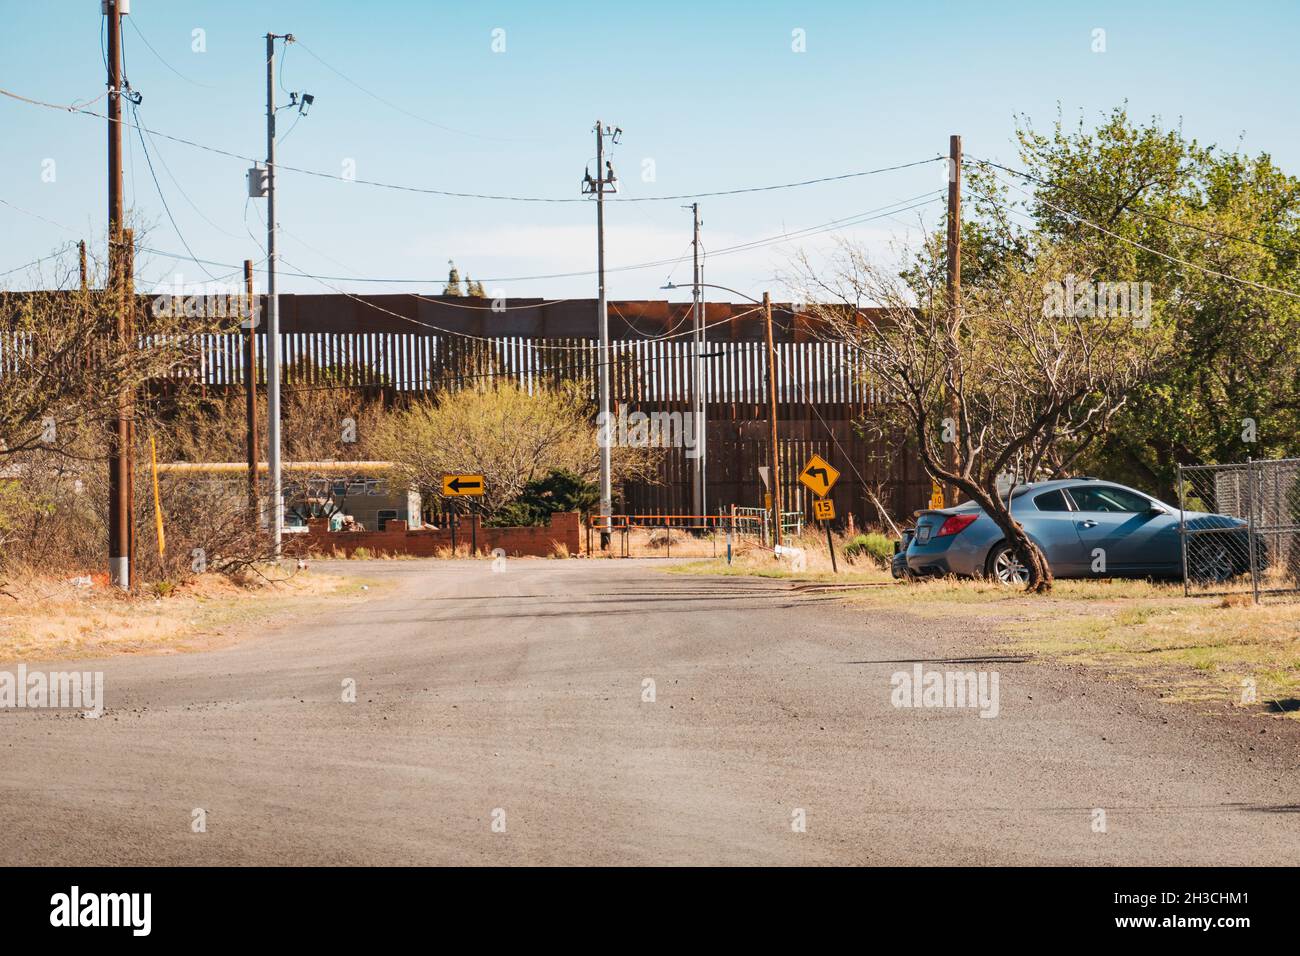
[985,542,1029,586]
[1188,536,1236,584]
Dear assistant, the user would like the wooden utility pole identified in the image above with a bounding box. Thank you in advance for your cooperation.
[944,134,962,507]
[244,259,259,525]
[78,240,87,291]
[763,292,783,547]
[106,0,132,590]
[124,228,136,573]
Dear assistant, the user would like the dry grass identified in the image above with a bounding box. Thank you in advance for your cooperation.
[1004,593,1300,715]
[840,575,1300,719]
[0,564,374,664]
[669,527,895,584]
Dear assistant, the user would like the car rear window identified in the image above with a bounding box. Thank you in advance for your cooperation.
[1033,490,1071,511]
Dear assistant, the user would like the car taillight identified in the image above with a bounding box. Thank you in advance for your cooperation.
[936,513,978,537]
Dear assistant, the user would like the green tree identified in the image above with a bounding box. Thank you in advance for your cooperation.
[1006,106,1300,496]
[489,469,599,526]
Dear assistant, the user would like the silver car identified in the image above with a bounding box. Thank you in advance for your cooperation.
[901,478,1263,584]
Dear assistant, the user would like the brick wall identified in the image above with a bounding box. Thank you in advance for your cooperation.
[303,511,582,558]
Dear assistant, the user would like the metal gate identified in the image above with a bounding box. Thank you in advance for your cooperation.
[1177,458,1300,601]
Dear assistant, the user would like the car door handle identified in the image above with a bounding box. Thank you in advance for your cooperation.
[1078,520,1098,528]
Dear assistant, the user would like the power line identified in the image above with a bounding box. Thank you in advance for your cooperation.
[125,17,214,88]
[0,195,78,233]
[0,242,78,280]
[112,190,941,295]
[130,102,219,281]
[0,84,942,204]
[221,190,945,289]
[279,252,759,348]
[293,39,524,144]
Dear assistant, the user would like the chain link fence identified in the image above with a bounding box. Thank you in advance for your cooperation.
[1177,458,1300,601]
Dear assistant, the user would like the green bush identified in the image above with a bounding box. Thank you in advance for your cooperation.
[486,469,599,527]
[841,532,895,567]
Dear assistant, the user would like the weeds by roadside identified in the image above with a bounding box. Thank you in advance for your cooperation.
[0,564,375,664]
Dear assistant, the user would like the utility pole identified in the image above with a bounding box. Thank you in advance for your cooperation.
[688,202,706,523]
[105,0,131,590]
[264,34,287,556]
[244,259,259,526]
[763,292,782,547]
[944,133,962,507]
[584,120,619,548]
[78,240,87,291]
[124,227,136,573]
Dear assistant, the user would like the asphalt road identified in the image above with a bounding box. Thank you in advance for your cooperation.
[2,559,1297,865]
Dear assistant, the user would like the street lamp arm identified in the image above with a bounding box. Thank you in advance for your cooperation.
[661,281,761,305]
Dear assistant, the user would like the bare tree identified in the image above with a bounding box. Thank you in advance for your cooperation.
[795,240,1169,592]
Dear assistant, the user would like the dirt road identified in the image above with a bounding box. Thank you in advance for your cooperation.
[2,560,1296,865]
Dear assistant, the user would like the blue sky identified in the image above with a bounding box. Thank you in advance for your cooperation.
[1,0,1296,304]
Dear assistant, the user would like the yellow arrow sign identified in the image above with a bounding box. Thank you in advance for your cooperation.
[798,454,840,499]
[441,474,486,497]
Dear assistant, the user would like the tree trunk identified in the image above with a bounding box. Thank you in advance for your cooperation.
[991,511,1054,593]
[962,486,1054,594]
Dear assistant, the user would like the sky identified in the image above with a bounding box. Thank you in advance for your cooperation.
[1,0,1296,306]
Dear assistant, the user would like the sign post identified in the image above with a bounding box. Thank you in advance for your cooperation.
[442,475,486,556]
[799,455,842,574]
[813,496,837,573]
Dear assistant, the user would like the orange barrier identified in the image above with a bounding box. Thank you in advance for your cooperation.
[587,513,752,532]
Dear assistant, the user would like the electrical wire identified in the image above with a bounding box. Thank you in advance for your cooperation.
[0,85,943,204]
[769,339,904,538]
[236,190,945,289]
[278,252,757,348]
[116,190,939,296]
[130,102,219,280]
[137,117,245,240]
[0,242,78,280]
[125,17,214,88]
[0,196,78,233]
[293,38,524,144]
